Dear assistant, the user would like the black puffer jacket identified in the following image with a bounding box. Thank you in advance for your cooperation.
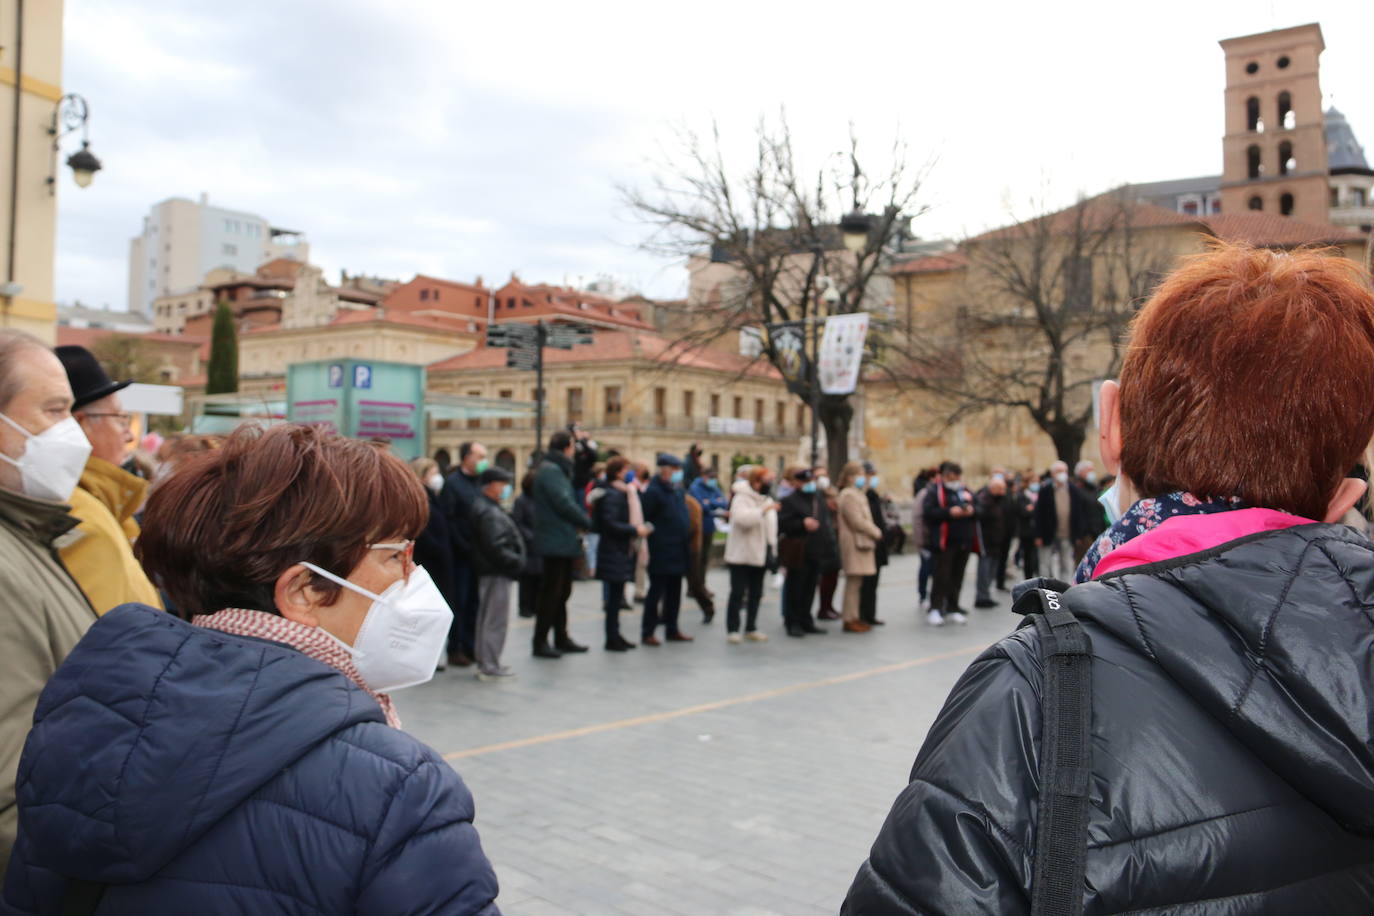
[593,485,638,583]
[844,523,1374,914]
[469,494,525,579]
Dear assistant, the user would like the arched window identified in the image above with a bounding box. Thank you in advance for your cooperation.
[1280,193,1295,216]
[1279,141,1294,176]
[1247,145,1263,180]
[1248,196,1264,211]
[1277,91,1294,130]
[1246,97,1261,132]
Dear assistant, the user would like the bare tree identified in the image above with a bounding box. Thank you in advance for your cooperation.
[623,114,927,475]
[89,333,162,385]
[900,190,1181,465]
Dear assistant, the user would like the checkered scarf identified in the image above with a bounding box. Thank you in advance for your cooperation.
[193,608,401,728]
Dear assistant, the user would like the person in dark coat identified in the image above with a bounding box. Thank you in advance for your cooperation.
[972,475,1012,608]
[439,440,487,666]
[511,471,542,618]
[859,461,889,627]
[591,456,648,651]
[1013,476,1040,579]
[469,467,525,680]
[639,452,692,645]
[777,467,837,637]
[411,458,458,629]
[3,424,498,914]
[844,244,1374,914]
[530,431,591,659]
[922,461,979,626]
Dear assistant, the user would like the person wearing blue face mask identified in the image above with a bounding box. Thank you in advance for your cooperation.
[469,466,525,680]
[639,453,693,644]
[778,467,837,637]
[688,466,729,614]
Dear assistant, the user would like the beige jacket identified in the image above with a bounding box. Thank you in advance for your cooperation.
[0,486,98,879]
[838,485,884,577]
[723,481,778,568]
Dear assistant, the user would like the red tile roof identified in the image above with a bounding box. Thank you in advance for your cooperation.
[890,251,969,274]
[427,329,780,379]
[1198,212,1366,247]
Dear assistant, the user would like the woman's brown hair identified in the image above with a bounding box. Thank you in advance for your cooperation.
[138,424,428,618]
[1120,243,1374,520]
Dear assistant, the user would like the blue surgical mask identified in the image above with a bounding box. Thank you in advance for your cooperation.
[501,483,513,502]
[707,478,720,491]
[670,469,684,485]
[802,482,817,494]
[870,475,881,489]
[1098,480,1123,525]
[854,475,868,489]
[624,469,636,484]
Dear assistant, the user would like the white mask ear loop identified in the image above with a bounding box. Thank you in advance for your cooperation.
[299,561,384,604]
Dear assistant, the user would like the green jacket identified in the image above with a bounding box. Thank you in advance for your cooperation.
[0,486,97,880]
[532,452,590,559]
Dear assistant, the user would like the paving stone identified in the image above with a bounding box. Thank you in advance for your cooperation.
[400,553,1009,913]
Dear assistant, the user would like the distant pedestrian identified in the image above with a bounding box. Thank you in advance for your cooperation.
[591,456,648,651]
[531,431,592,658]
[722,466,778,643]
[469,467,524,680]
[410,457,459,648]
[512,470,542,618]
[911,468,936,610]
[837,461,884,634]
[684,442,704,487]
[683,491,717,620]
[859,461,889,626]
[582,462,606,578]
[777,468,836,637]
[439,440,487,667]
[923,461,979,626]
[55,345,162,614]
[1034,460,1096,580]
[973,475,1013,608]
[630,460,651,603]
[815,466,841,619]
[688,466,729,610]
[1013,475,1040,578]
[8,424,498,912]
[640,453,693,645]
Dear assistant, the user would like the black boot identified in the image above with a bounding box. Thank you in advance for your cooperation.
[532,643,562,659]
[555,636,589,653]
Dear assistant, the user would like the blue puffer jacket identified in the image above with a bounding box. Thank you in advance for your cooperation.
[3,603,500,915]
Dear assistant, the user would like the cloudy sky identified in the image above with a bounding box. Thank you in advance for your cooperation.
[55,0,1374,311]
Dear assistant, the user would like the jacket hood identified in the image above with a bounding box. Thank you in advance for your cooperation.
[16,603,386,883]
[1076,523,1374,834]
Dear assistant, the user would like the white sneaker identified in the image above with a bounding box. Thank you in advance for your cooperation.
[745,630,768,642]
[947,611,968,626]
[926,610,944,627]
[727,632,743,644]
[476,667,517,681]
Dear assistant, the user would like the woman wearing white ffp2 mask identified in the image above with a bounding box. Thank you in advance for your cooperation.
[6,425,498,913]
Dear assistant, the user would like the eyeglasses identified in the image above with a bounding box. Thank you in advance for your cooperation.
[81,411,133,427]
[370,540,416,572]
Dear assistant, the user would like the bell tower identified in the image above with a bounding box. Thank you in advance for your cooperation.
[1219,24,1329,222]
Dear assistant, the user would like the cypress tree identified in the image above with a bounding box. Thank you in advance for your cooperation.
[205,299,239,395]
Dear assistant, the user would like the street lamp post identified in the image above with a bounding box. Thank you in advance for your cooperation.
[46,93,103,193]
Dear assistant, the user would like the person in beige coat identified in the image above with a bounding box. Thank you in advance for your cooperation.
[722,467,779,642]
[837,461,884,633]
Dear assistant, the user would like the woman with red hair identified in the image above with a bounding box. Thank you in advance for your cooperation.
[845,244,1374,913]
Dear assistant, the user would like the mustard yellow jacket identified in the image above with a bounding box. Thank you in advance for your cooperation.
[60,457,162,614]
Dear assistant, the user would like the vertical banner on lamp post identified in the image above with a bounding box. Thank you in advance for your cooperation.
[766,321,809,397]
[818,313,869,395]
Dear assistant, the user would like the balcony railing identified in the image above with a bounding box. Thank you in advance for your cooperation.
[443,412,798,439]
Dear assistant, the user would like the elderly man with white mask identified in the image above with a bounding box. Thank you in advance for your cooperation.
[0,330,97,879]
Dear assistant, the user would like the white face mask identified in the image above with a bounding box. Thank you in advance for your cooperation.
[1054,472,1069,485]
[0,413,92,502]
[426,473,443,494]
[299,561,453,693]
[1098,479,1124,525]
[817,476,831,490]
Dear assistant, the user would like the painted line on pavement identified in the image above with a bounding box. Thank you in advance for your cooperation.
[441,642,985,761]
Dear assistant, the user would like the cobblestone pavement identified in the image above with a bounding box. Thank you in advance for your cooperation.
[401,551,1018,915]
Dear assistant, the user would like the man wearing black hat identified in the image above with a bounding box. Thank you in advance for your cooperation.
[54,344,161,614]
[639,452,693,645]
[469,466,525,680]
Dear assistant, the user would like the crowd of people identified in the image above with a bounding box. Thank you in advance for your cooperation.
[909,456,1115,626]
[3,243,1374,912]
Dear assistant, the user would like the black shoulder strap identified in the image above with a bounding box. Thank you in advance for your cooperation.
[1014,587,1093,916]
